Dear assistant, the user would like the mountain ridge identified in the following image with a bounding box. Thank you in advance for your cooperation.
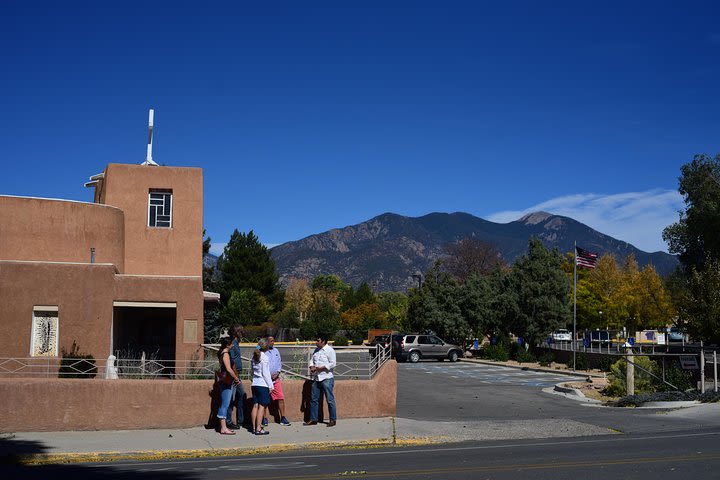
[267,211,678,291]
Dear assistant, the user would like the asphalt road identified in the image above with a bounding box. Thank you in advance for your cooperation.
[10,429,720,479]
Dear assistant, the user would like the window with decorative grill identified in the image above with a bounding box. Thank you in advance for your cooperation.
[148,189,172,228]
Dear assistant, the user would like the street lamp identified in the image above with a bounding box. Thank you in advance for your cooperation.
[599,311,603,329]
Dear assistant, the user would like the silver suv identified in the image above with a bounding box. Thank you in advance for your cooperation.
[399,334,463,363]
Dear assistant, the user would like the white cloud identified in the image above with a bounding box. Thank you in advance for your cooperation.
[486,189,684,253]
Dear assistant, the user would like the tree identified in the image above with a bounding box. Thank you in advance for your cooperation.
[378,291,408,329]
[459,269,507,339]
[444,237,504,283]
[216,230,281,308]
[663,153,720,272]
[340,303,388,336]
[219,289,273,327]
[406,261,468,342]
[284,278,313,324]
[677,257,720,344]
[508,238,571,345]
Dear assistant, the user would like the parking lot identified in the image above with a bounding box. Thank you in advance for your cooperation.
[404,361,586,387]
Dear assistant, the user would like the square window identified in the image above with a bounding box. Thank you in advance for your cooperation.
[148,190,172,228]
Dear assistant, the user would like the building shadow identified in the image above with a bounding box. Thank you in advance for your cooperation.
[0,437,200,479]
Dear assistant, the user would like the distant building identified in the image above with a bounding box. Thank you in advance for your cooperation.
[0,162,209,364]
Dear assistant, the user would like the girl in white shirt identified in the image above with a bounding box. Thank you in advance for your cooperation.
[250,338,274,435]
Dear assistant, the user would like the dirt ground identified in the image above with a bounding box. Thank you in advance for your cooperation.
[561,377,618,402]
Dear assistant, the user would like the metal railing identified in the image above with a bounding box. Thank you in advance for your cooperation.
[0,343,393,381]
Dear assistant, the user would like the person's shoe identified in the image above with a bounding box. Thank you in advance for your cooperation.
[280,417,291,426]
[327,420,337,427]
[303,420,318,426]
[261,418,269,427]
[226,423,239,430]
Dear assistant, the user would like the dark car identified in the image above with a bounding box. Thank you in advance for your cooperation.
[368,333,405,358]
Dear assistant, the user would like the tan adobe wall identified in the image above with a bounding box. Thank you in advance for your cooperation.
[0,361,397,432]
[99,163,203,277]
[0,262,117,359]
[0,196,125,271]
[0,262,203,361]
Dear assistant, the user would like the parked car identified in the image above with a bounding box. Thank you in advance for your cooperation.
[550,329,572,342]
[368,333,405,358]
[397,334,463,363]
[667,327,686,342]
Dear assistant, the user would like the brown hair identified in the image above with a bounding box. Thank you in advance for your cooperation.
[217,337,231,362]
[253,338,268,363]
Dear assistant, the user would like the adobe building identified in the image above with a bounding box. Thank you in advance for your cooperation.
[0,162,207,366]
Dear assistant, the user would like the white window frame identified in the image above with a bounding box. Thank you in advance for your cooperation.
[30,306,59,357]
[147,189,173,228]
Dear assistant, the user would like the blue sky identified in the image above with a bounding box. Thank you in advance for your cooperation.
[2,1,718,255]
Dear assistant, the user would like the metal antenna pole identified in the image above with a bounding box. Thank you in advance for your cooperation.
[141,109,159,166]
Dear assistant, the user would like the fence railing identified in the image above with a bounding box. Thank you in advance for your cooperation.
[0,344,393,381]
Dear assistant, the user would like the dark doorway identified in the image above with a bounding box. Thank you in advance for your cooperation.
[112,306,176,361]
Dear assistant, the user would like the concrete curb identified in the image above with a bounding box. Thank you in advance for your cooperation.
[461,358,606,378]
[542,384,601,404]
[4,437,445,466]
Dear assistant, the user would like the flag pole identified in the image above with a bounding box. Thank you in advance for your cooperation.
[573,241,577,372]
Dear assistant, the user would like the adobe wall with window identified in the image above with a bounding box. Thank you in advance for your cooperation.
[96,163,203,277]
[0,262,203,361]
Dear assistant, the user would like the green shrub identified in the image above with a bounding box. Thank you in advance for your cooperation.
[567,352,588,371]
[598,355,618,373]
[604,356,657,397]
[59,341,96,379]
[656,359,695,392]
[482,343,510,361]
[333,334,349,346]
[516,348,535,363]
[538,350,555,367]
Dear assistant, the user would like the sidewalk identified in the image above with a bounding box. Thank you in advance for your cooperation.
[0,418,410,465]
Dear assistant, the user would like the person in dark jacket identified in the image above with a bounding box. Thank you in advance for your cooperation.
[226,325,247,429]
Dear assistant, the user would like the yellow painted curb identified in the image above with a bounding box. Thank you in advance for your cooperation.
[10,436,445,466]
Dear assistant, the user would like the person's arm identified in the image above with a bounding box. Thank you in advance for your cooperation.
[326,347,336,371]
[222,352,239,383]
[261,356,274,391]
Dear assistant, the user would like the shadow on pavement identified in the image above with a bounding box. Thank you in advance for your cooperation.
[0,436,200,480]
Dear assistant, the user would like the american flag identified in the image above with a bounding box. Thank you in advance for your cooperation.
[576,247,598,269]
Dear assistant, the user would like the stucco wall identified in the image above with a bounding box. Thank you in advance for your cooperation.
[0,361,397,432]
[0,262,203,361]
[0,196,125,271]
[99,164,203,277]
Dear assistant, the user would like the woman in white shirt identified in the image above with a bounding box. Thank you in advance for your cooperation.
[250,338,274,435]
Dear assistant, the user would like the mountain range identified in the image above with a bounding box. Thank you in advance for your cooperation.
[265,211,678,292]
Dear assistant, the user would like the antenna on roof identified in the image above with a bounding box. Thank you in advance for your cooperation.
[141,109,158,166]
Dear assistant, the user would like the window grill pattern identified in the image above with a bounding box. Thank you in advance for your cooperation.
[148,191,172,227]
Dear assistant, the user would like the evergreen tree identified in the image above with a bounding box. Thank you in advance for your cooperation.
[216,230,281,307]
[406,261,468,342]
[508,238,571,345]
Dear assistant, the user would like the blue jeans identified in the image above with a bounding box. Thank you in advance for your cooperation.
[226,381,246,425]
[217,383,233,420]
[310,377,336,422]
